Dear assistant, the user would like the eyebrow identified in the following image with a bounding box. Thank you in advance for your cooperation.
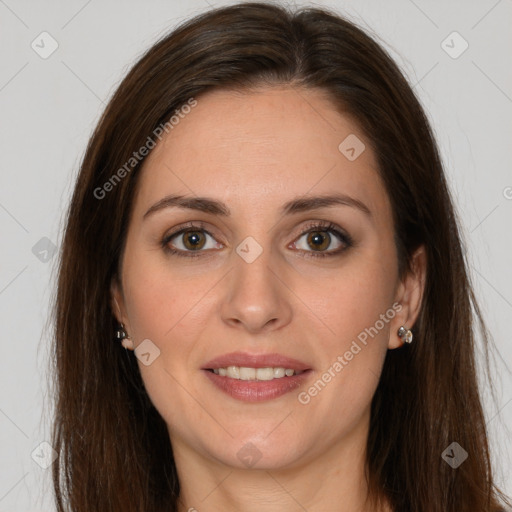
[143,193,372,220]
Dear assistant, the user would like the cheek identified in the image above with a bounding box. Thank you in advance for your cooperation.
[122,252,221,402]
[293,254,395,408]
[296,277,392,437]
[121,258,214,425]
[298,256,396,345]
[122,250,212,340]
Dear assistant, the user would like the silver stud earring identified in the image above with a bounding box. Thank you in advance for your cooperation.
[115,323,134,350]
[397,326,413,344]
[115,323,127,340]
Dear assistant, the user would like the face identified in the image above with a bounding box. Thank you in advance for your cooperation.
[111,86,425,471]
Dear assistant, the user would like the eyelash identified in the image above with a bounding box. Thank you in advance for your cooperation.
[160,220,353,259]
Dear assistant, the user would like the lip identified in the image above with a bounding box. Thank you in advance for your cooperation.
[201,351,313,403]
[201,351,312,371]
[202,368,313,402]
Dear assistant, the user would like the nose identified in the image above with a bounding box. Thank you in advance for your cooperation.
[220,244,293,334]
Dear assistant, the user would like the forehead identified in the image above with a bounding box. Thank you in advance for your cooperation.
[133,86,391,223]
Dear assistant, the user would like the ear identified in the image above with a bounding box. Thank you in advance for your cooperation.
[110,278,135,351]
[388,244,427,349]
[110,275,129,327]
[110,276,136,351]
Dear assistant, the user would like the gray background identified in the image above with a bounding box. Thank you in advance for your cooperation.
[0,0,511,509]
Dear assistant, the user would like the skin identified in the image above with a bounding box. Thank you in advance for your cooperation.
[111,86,426,512]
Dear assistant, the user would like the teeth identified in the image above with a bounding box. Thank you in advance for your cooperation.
[273,367,285,378]
[211,366,303,380]
[256,368,274,381]
[239,367,256,380]
[227,366,240,379]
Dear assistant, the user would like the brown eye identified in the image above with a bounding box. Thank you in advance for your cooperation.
[162,225,223,257]
[306,231,331,251]
[294,228,345,254]
[181,230,207,250]
[290,221,353,259]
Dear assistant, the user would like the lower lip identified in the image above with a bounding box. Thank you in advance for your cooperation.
[202,369,313,402]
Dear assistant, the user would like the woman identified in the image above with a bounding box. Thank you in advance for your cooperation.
[50,2,511,511]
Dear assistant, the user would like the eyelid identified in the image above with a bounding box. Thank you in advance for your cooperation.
[294,220,349,240]
[163,220,218,242]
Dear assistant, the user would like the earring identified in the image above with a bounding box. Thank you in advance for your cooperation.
[115,323,134,350]
[397,326,413,344]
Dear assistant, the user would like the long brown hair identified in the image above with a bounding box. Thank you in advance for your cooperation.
[50,2,511,511]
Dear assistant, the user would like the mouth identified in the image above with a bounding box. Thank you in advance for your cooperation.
[201,352,313,402]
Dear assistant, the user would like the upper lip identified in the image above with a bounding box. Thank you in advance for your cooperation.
[202,351,311,371]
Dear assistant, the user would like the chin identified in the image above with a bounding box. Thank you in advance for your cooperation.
[207,433,308,471]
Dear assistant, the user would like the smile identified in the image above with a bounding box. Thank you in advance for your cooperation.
[208,366,306,380]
